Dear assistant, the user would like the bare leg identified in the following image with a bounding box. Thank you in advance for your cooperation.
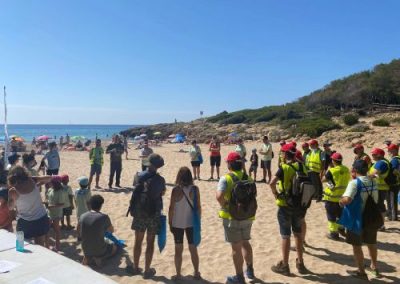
[301,220,307,244]
[95,173,100,187]
[352,245,365,273]
[242,240,253,266]
[66,215,71,227]
[282,238,290,266]
[367,244,378,270]
[145,233,156,271]
[231,241,244,275]
[192,167,197,179]
[262,167,267,180]
[188,244,200,276]
[35,235,46,247]
[133,231,145,269]
[174,244,184,277]
[294,233,303,262]
[210,166,214,179]
[267,167,272,183]
[53,220,61,251]
[88,174,94,188]
[216,166,220,179]
[197,167,201,179]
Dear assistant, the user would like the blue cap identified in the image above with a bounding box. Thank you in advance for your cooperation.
[77,176,89,186]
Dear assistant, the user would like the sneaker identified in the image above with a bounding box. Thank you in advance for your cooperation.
[327,232,340,241]
[296,259,309,274]
[271,260,290,276]
[226,274,246,284]
[338,228,347,238]
[346,269,368,280]
[245,264,255,280]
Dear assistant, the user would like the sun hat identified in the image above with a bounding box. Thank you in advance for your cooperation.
[77,176,89,187]
[387,144,399,152]
[226,152,242,162]
[142,153,165,168]
[371,148,385,156]
[331,152,343,161]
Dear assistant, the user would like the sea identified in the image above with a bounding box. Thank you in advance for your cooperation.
[0,124,139,142]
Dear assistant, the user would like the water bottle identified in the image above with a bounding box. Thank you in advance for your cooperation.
[16,231,24,252]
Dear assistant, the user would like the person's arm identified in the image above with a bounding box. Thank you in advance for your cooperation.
[196,186,201,217]
[216,190,225,207]
[168,188,177,229]
[339,196,352,206]
[32,176,52,186]
[105,145,113,154]
[269,176,279,199]
[7,188,17,211]
[106,216,114,233]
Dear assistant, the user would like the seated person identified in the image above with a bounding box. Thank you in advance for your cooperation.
[75,140,83,150]
[80,194,117,266]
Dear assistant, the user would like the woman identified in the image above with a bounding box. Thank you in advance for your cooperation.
[7,166,51,246]
[168,167,201,280]
[189,140,202,180]
[22,153,38,176]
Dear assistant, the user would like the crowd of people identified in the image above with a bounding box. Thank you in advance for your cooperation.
[0,133,398,283]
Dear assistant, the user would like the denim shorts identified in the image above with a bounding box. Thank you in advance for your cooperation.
[277,206,305,238]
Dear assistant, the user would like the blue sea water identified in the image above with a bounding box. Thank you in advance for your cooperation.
[0,124,138,141]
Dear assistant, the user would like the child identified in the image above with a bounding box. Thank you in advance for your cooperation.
[74,176,91,241]
[249,148,258,180]
[45,176,64,251]
[0,188,13,232]
[60,175,74,230]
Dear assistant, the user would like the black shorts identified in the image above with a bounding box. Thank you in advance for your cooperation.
[324,201,343,221]
[346,228,378,246]
[16,214,50,239]
[260,160,271,170]
[210,156,221,167]
[63,207,73,216]
[378,191,388,213]
[46,169,59,175]
[249,165,258,173]
[90,164,102,176]
[191,161,201,167]
[171,227,194,244]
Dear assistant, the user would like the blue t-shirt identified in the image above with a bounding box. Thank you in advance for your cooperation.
[374,160,389,174]
[391,157,400,171]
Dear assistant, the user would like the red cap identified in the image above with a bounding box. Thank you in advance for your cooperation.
[60,175,69,183]
[291,141,297,147]
[51,175,62,184]
[226,152,242,162]
[371,148,385,156]
[387,144,399,152]
[309,139,318,146]
[302,142,309,148]
[281,144,296,153]
[279,140,286,146]
[331,152,343,161]
[354,144,364,151]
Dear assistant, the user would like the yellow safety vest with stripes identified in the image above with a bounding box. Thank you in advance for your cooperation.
[369,159,390,191]
[276,162,301,207]
[306,149,322,173]
[323,165,351,203]
[90,147,104,165]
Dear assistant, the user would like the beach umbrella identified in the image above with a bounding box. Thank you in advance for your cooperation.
[133,136,142,141]
[71,135,85,141]
[168,134,175,138]
[14,137,25,142]
[153,131,161,135]
[9,135,18,139]
[37,135,50,141]
[140,134,147,138]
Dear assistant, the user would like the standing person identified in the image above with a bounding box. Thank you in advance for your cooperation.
[41,142,60,175]
[139,141,153,171]
[189,140,202,180]
[45,176,64,251]
[106,135,124,188]
[59,136,64,148]
[321,142,335,173]
[353,144,372,168]
[22,153,38,176]
[89,139,104,189]
[305,139,324,201]
[168,167,202,280]
[368,148,389,231]
[387,144,400,221]
[127,154,166,279]
[235,139,247,174]
[60,175,74,230]
[216,152,256,284]
[7,153,20,170]
[248,149,258,181]
[7,166,51,246]
[259,135,273,183]
[301,143,311,163]
[66,134,70,145]
[123,135,130,160]
[75,176,92,241]
[322,153,351,240]
[209,136,221,181]
[80,195,117,266]
[339,160,380,280]
[270,144,308,276]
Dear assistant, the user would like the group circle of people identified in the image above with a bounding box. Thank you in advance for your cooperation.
[0,133,398,283]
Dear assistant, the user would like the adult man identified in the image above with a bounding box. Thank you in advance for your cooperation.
[368,148,389,231]
[139,141,153,171]
[209,136,221,180]
[106,135,124,188]
[216,152,255,284]
[305,139,324,201]
[387,144,400,221]
[66,134,70,145]
[339,160,379,280]
[235,139,247,174]
[321,142,335,172]
[301,143,311,164]
[270,144,308,276]
[322,153,351,240]
[80,195,117,266]
[259,135,273,183]
[128,154,166,279]
[89,139,104,189]
[353,144,372,168]
[59,136,64,147]
[41,142,60,175]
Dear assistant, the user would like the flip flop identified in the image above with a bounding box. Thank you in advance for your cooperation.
[143,268,156,279]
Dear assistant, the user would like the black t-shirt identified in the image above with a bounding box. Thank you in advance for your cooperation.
[106,143,124,163]
[80,211,112,257]
[250,153,258,166]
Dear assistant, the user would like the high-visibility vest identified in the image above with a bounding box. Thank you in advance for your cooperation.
[90,147,104,165]
[323,165,351,202]
[276,162,300,207]
[218,170,244,220]
[306,149,322,173]
[369,159,390,191]
[391,156,400,185]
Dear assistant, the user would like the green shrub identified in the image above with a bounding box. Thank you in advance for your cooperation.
[343,114,359,126]
[221,114,246,124]
[255,112,277,122]
[392,117,400,123]
[282,117,340,137]
[372,119,390,127]
[347,123,370,132]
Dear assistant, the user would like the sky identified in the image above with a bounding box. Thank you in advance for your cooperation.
[1,0,399,125]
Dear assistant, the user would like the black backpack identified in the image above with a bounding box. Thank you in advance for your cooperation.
[360,182,383,230]
[228,173,257,220]
[286,164,315,208]
[384,159,397,186]
[126,173,157,218]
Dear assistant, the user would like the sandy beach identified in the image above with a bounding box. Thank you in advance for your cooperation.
[40,141,400,284]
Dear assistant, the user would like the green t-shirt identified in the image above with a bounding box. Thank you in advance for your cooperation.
[74,188,92,219]
[46,188,63,219]
[61,185,73,208]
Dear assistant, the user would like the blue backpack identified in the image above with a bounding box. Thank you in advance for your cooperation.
[338,178,363,235]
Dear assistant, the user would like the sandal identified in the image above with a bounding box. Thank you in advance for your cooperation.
[143,268,156,279]
[366,267,381,278]
[346,269,368,280]
[125,265,142,275]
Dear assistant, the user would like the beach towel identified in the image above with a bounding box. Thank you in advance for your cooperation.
[192,187,201,247]
[338,178,363,235]
[104,232,126,248]
[157,215,167,252]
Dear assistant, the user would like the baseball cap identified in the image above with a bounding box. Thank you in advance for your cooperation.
[281,144,296,153]
[354,144,364,151]
[77,176,89,187]
[226,152,242,162]
[302,142,309,148]
[279,140,286,146]
[387,144,399,152]
[51,175,62,184]
[142,153,165,168]
[331,152,343,161]
[309,139,318,146]
[371,148,385,156]
[291,141,297,147]
[60,174,69,183]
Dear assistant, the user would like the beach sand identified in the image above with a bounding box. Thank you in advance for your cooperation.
[50,142,399,283]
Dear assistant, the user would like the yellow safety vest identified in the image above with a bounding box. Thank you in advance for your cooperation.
[369,159,390,191]
[306,149,322,173]
[391,156,400,185]
[323,165,351,202]
[276,162,300,207]
[90,147,104,165]
[218,170,244,219]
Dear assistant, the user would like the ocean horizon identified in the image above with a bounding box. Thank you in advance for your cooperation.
[0,124,142,141]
